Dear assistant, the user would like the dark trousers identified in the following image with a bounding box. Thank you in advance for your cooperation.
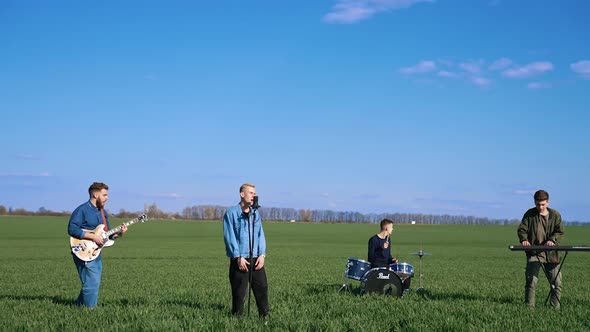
[229,258,269,316]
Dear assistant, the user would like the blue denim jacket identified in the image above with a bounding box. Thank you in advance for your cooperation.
[223,204,266,258]
[68,200,110,239]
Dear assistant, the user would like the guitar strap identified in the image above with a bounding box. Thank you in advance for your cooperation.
[100,208,108,231]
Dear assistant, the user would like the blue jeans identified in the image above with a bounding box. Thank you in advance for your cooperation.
[72,254,102,307]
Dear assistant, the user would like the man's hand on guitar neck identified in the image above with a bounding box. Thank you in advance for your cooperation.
[113,224,128,239]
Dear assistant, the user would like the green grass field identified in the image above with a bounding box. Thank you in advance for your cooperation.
[1,216,589,331]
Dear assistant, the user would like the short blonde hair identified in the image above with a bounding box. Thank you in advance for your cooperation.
[239,183,256,193]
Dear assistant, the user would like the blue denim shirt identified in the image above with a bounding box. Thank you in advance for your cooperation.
[223,204,266,258]
[68,200,110,239]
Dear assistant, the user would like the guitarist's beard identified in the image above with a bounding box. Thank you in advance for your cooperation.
[96,198,105,210]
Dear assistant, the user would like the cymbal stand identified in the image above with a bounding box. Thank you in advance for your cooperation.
[409,249,431,294]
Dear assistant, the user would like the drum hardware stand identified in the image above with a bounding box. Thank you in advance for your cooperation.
[410,247,431,296]
[338,265,352,292]
[338,277,352,292]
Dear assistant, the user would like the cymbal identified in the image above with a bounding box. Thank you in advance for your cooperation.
[410,251,432,256]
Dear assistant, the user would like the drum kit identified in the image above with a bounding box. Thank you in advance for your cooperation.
[339,248,432,297]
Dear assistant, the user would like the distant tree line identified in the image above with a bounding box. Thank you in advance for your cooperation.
[0,203,588,226]
[180,204,524,225]
[0,205,70,217]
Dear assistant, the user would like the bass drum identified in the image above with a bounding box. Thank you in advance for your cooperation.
[360,268,403,297]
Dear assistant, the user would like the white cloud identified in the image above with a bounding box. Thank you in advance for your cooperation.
[570,60,590,79]
[502,61,554,78]
[470,76,492,87]
[459,60,484,75]
[438,70,458,78]
[456,60,489,86]
[527,82,552,90]
[323,2,374,23]
[399,60,437,74]
[0,172,51,177]
[153,193,181,199]
[488,57,512,71]
[323,0,434,24]
[399,57,561,90]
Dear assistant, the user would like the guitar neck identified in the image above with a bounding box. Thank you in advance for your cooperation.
[105,214,147,237]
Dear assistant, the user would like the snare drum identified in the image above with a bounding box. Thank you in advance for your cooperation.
[390,262,414,279]
[345,258,371,280]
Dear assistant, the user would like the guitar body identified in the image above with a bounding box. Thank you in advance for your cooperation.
[69,213,148,262]
[70,224,115,262]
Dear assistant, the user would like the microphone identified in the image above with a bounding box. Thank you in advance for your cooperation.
[252,195,260,209]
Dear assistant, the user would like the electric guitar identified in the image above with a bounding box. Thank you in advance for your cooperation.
[70,213,148,261]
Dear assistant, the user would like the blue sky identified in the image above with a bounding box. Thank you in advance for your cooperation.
[1,0,589,221]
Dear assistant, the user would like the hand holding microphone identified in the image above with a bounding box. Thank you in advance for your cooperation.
[252,195,260,209]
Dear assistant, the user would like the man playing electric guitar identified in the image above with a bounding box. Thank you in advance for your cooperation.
[67,182,127,307]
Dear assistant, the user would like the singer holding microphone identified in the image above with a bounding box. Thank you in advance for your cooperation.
[223,183,270,318]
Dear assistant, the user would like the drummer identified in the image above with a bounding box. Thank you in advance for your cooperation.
[368,218,398,268]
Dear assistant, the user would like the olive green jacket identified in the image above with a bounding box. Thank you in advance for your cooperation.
[517,207,564,263]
